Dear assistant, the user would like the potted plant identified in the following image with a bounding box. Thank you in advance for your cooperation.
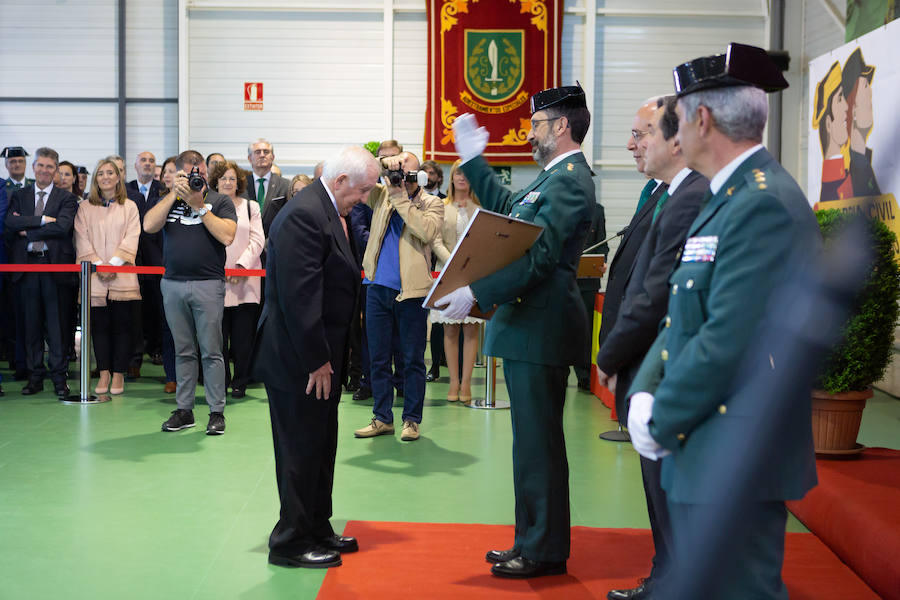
[812,208,900,454]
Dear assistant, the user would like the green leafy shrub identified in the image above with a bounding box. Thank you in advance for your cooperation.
[816,208,900,392]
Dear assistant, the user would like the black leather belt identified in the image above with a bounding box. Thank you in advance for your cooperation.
[27,250,48,257]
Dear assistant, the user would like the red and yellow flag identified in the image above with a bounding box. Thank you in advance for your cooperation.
[424,0,564,164]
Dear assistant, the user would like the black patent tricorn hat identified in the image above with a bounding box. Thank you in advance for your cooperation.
[673,43,789,98]
[1,146,29,159]
[530,81,587,113]
[840,47,874,96]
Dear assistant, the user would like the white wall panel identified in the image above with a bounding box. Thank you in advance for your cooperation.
[0,102,118,180]
[125,0,179,99]
[186,8,385,171]
[124,103,179,169]
[0,0,118,98]
[391,11,428,160]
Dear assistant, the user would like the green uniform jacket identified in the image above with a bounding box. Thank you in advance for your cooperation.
[462,153,594,367]
[629,148,821,503]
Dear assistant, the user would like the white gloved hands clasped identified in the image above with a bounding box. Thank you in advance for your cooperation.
[434,285,476,320]
[627,392,671,461]
[452,114,489,163]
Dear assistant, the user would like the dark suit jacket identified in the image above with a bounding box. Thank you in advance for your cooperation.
[251,180,360,392]
[577,201,608,293]
[348,202,372,267]
[597,182,667,349]
[596,170,707,424]
[245,172,292,236]
[5,185,77,282]
[126,179,164,266]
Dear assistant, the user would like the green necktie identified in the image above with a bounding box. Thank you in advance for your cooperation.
[634,179,657,215]
[14,182,22,189]
[651,190,670,224]
[256,178,265,209]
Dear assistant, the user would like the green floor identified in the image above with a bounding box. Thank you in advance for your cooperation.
[1,360,898,599]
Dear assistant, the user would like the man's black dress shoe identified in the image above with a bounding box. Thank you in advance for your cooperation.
[54,382,70,397]
[22,381,44,395]
[317,535,358,553]
[345,379,360,393]
[353,387,372,402]
[425,372,436,382]
[485,548,520,564]
[268,547,342,568]
[491,556,566,579]
[607,578,652,600]
[0,384,5,397]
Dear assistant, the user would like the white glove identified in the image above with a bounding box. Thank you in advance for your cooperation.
[453,113,489,163]
[627,392,671,461]
[434,285,476,320]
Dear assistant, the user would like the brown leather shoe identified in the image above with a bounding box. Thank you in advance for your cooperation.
[164,381,177,394]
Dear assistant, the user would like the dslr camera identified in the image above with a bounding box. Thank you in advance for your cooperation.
[383,166,429,188]
[187,166,206,191]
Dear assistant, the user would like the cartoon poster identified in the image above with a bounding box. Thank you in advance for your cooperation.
[808,19,900,257]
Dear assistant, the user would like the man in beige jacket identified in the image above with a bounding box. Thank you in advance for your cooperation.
[354,152,443,442]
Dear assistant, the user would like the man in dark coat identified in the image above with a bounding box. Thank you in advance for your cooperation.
[252,146,380,569]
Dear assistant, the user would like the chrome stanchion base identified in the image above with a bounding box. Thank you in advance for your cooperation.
[599,428,631,442]
[60,393,110,405]
[466,398,510,410]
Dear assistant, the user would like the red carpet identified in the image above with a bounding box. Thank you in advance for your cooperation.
[317,522,877,599]
[787,446,900,600]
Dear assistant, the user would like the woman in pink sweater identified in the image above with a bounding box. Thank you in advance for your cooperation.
[209,161,264,398]
[74,159,141,395]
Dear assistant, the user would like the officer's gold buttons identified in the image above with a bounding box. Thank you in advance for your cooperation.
[686,279,694,289]
[758,183,767,190]
[516,297,522,303]
[515,213,521,218]
[665,316,671,328]
[672,284,678,295]
[677,433,686,441]
[661,349,669,361]
[718,404,727,415]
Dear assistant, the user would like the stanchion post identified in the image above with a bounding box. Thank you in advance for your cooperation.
[467,355,510,410]
[474,322,485,368]
[62,261,108,404]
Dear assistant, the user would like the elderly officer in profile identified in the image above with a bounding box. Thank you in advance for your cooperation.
[442,85,594,579]
[626,44,821,598]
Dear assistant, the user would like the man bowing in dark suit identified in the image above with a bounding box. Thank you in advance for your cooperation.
[252,145,380,569]
[599,95,707,600]
[5,147,77,397]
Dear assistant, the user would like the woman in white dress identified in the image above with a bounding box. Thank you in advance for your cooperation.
[431,160,483,403]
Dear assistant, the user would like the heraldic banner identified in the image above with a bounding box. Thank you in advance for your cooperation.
[424,0,563,165]
[808,18,900,257]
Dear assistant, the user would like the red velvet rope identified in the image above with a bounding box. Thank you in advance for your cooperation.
[0,264,440,278]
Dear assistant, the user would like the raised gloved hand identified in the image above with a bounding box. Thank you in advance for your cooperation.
[453,114,489,163]
[627,392,671,461]
[434,285,476,320]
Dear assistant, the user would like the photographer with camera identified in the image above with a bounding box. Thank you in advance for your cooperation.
[353,152,443,442]
[143,150,237,435]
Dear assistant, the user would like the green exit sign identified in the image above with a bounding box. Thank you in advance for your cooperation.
[492,166,512,185]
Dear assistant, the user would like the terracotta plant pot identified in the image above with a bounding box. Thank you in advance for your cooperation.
[810,388,872,455]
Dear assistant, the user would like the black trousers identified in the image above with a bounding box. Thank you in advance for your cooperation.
[429,322,444,376]
[139,274,163,356]
[267,383,339,555]
[91,300,136,373]
[640,454,673,581]
[58,281,78,359]
[129,298,144,368]
[347,289,364,384]
[222,302,259,390]
[20,261,66,384]
[573,287,596,382]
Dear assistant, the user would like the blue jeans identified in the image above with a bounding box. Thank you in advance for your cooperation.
[366,284,426,424]
[360,284,406,392]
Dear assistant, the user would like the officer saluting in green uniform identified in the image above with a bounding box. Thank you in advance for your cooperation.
[626,44,821,598]
[436,85,595,579]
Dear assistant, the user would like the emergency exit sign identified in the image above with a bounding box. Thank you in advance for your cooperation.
[244,82,263,111]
